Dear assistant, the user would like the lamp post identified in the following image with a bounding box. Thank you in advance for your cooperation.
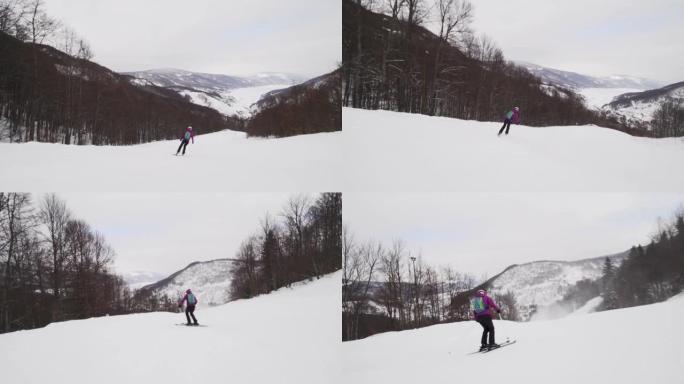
[410,256,417,327]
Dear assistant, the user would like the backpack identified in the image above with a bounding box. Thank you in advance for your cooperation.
[184,131,191,140]
[505,110,514,119]
[470,296,488,315]
[187,293,197,305]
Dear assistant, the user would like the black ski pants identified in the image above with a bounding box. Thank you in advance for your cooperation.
[177,139,189,155]
[476,315,495,345]
[185,304,198,324]
[498,119,512,135]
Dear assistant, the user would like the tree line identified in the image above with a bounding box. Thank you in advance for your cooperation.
[0,0,233,145]
[342,0,630,132]
[342,232,519,341]
[229,193,342,300]
[0,193,133,334]
[651,98,684,138]
[246,69,342,138]
[601,212,684,310]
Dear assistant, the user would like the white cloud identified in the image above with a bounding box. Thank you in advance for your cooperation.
[43,0,341,77]
[466,0,684,84]
[344,193,684,277]
[55,193,300,275]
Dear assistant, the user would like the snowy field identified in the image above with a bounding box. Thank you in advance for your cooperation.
[341,108,684,192]
[343,293,683,384]
[0,272,341,384]
[576,87,641,109]
[0,129,342,191]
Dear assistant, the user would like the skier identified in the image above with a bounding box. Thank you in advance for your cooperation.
[178,289,199,326]
[176,126,195,155]
[498,106,521,136]
[470,289,501,351]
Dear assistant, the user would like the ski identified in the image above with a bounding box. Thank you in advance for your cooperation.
[468,340,516,355]
[174,323,207,327]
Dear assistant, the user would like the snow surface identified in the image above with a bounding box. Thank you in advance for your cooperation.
[0,272,341,384]
[343,292,683,384]
[0,129,342,191]
[568,296,603,316]
[577,87,642,109]
[341,108,684,192]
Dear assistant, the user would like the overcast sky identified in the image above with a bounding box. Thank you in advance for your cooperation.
[466,0,684,84]
[43,0,340,78]
[344,193,684,278]
[57,193,300,276]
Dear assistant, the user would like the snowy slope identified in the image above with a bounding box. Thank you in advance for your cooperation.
[125,69,302,117]
[343,293,683,384]
[487,253,627,321]
[0,272,341,384]
[576,87,642,110]
[0,129,342,191]
[139,259,236,306]
[517,62,660,90]
[341,108,684,192]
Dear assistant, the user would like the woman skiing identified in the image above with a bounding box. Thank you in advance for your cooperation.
[176,126,195,155]
[178,289,199,326]
[471,289,501,351]
[498,107,521,136]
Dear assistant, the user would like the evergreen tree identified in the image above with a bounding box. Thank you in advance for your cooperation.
[601,258,619,310]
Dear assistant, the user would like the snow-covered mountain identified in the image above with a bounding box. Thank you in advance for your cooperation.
[343,292,684,384]
[601,81,684,129]
[0,272,340,384]
[485,251,629,321]
[123,271,167,290]
[516,61,661,90]
[124,69,307,117]
[137,259,237,306]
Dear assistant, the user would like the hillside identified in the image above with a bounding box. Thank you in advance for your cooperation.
[126,69,305,117]
[517,61,661,90]
[602,81,684,135]
[341,108,684,192]
[137,259,236,306]
[342,0,621,131]
[343,292,684,384]
[0,272,341,384]
[0,128,343,191]
[0,32,230,145]
[484,252,629,320]
[246,69,341,137]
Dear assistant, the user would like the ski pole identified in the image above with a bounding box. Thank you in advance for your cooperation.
[498,312,509,342]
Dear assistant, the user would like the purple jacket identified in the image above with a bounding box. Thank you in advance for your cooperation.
[181,128,195,143]
[511,109,520,124]
[473,292,500,318]
[179,292,198,307]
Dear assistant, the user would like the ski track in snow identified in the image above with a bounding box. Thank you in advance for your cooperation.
[0,272,342,384]
[0,129,342,191]
[343,294,684,384]
[341,108,684,192]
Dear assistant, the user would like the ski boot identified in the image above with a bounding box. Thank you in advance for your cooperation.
[487,343,501,350]
[479,344,488,352]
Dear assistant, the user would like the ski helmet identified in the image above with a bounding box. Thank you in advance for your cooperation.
[477,289,486,295]
[186,289,192,293]
[514,106,519,111]
[188,126,193,130]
